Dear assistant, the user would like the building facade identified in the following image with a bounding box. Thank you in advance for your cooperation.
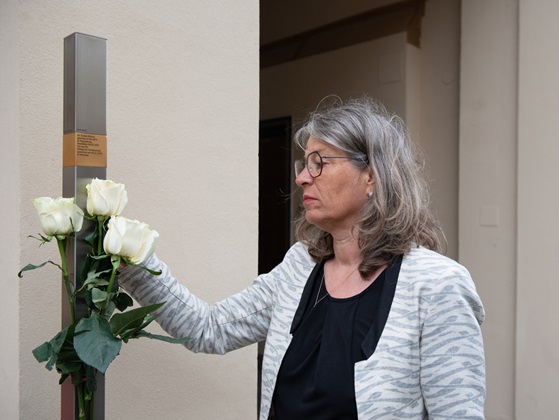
[2,1,557,418]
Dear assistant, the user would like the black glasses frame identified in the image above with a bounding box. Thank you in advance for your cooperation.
[294,151,365,179]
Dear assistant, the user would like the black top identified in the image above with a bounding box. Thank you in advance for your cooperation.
[273,256,402,419]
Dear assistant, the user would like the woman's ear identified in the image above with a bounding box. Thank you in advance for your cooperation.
[364,166,374,189]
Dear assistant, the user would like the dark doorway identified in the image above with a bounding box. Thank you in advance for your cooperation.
[257,116,292,418]
[258,117,292,274]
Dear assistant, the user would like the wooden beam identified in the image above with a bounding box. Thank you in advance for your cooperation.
[261,0,426,68]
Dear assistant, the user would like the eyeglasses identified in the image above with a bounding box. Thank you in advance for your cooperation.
[294,151,367,178]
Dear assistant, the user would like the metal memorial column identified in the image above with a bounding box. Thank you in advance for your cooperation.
[62,32,107,420]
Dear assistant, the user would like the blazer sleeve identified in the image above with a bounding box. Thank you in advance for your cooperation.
[419,264,486,419]
[117,253,279,355]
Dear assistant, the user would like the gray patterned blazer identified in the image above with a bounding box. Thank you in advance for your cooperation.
[118,242,485,419]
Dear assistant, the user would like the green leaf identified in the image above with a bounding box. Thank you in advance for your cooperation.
[132,330,190,344]
[91,287,108,304]
[55,326,83,376]
[83,228,98,248]
[140,266,162,276]
[32,342,53,364]
[101,300,117,320]
[90,254,111,261]
[117,313,157,342]
[109,303,164,336]
[32,327,69,370]
[85,364,97,393]
[87,279,109,290]
[122,259,162,276]
[118,313,157,342]
[114,292,134,312]
[85,288,94,308]
[118,328,140,343]
[74,314,122,373]
[82,267,112,290]
[18,260,60,278]
[84,256,111,286]
[56,347,82,376]
[56,360,82,376]
[59,373,70,385]
[28,233,53,244]
[19,262,48,277]
[70,371,85,385]
[137,313,157,329]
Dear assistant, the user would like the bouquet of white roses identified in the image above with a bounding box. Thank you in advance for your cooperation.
[19,178,187,420]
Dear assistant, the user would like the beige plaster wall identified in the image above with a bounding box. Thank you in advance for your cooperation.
[462,2,559,417]
[409,0,460,259]
[516,0,559,417]
[460,1,518,419]
[0,0,21,418]
[260,33,408,122]
[6,0,259,418]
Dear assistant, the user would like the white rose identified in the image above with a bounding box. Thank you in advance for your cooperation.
[33,197,84,237]
[103,216,159,264]
[86,178,128,217]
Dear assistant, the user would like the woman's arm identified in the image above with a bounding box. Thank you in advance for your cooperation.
[118,254,277,354]
[419,264,486,419]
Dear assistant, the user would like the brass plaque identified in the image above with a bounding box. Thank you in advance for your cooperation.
[63,132,107,167]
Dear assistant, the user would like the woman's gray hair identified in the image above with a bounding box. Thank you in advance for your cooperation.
[294,96,443,277]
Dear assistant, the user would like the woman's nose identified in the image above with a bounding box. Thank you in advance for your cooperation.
[295,166,313,187]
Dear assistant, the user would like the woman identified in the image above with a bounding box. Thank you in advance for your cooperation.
[119,97,485,419]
